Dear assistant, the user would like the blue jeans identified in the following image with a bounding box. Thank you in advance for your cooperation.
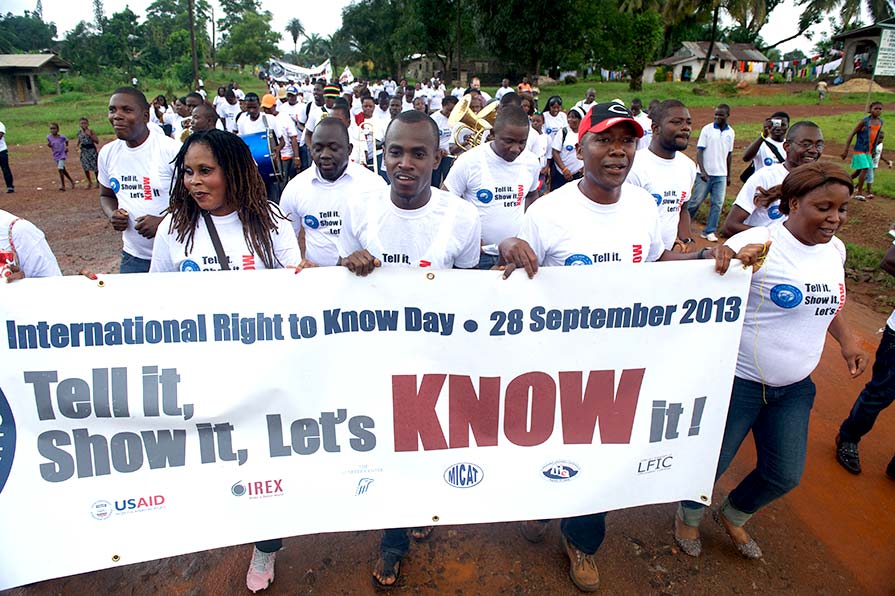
[688,175,726,235]
[478,253,499,270]
[119,251,151,274]
[681,375,816,526]
[298,145,311,172]
[839,325,895,443]
[561,512,607,555]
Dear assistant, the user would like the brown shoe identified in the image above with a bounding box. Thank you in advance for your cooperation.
[561,535,600,592]
[519,520,548,543]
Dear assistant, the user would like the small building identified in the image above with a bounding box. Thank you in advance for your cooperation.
[0,53,71,106]
[832,17,895,77]
[644,42,769,83]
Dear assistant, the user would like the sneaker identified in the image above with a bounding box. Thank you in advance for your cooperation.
[561,535,600,592]
[888,229,895,239]
[5,188,12,193]
[835,434,861,474]
[246,547,276,593]
[700,232,719,242]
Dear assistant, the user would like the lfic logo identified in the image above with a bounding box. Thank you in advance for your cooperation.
[0,387,16,495]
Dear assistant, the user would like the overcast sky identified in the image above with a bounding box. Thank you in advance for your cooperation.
[5,0,861,58]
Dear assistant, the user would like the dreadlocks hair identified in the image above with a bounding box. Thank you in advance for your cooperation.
[167,129,288,270]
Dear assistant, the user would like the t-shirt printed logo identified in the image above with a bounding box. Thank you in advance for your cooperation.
[516,185,524,206]
[142,177,153,200]
[180,259,200,272]
[652,193,662,206]
[109,177,121,193]
[476,189,494,203]
[632,244,643,263]
[770,283,803,309]
[764,157,774,166]
[768,204,783,219]
[565,144,575,151]
[304,215,320,229]
[242,255,256,270]
[419,259,432,267]
[679,190,688,206]
[564,254,594,266]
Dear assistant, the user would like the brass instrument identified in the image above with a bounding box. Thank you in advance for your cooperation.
[360,121,379,173]
[449,95,498,150]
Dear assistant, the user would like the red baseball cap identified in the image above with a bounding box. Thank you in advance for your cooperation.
[578,101,644,143]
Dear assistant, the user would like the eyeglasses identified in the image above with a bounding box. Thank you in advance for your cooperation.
[793,141,825,150]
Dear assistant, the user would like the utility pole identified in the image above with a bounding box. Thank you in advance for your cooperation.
[188,0,200,90]
[455,0,461,84]
[210,5,216,70]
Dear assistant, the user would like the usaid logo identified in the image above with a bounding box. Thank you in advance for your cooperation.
[109,177,121,193]
[652,193,663,206]
[476,189,493,203]
[768,203,783,219]
[564,254,593,266]
[180,259,200,272]
[638,455,673,474]
[356,477,374,496]
[304,215,320,229]
[770,284,803,309]
[542,461,579,482]
[444,462,483,488]
[232,479,284,498]
[0,387,16,496]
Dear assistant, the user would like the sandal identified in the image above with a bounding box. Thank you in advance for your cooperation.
[372,551,402,590]
[409,526,433,541]
[853,194,866,201]
[866,193,875,200]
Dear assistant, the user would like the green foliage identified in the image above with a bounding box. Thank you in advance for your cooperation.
[564,75,578,85]
[218,10,281,68]
[0,12,58,53]
[845,243,895,289]
[625,10,664,91]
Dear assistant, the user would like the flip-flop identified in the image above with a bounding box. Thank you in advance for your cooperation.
[371,551,402,591]
[409,526,433,541]
[853,194,866,201]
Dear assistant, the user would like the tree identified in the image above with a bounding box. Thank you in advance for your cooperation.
[286,18,304,55]
[92,0,104,29]
[696,1,721,81]
[725,0,783,42]
[625,11,665,90]
[0,12,58,53]
[301,32,330,64]
[783,49,807,61]
[339,0,404,76]
[218,10,280,68]
[217,0,259,33]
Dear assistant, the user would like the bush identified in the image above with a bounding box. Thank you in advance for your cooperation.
[653,66,666,83]
[564,74,577,85]
[718,80,738,96]
[758,73,769,84]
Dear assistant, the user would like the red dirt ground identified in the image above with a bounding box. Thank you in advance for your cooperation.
[1,101,894,595]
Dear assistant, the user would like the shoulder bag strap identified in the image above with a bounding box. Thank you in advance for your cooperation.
[762,138,785,163]
[201,211,230,270]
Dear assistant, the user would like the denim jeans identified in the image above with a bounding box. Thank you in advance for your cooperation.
[687,175,726,235]
[380,528,410,557]
[839,325,895,443]
[478,253,499,270]
[299,145,311,172]
[681,375,816,526]
[561,512,607,555]
[119,251,151,274]
[255,538,282,553]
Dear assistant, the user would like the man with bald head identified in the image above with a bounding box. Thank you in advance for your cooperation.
[278,117,385,267]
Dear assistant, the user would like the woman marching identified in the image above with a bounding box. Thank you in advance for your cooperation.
[673,162,869,559]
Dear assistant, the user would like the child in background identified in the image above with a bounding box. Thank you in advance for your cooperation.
[77,117,100,190]
[47,123,76,191]
[530,112,550,196]
[842,101,883,200]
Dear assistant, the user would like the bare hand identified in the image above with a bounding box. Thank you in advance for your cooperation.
[341,250,380,276]
[753,186,772,208]
[293,258,319,273]
[712,241,771,275]
[699,172,709,182]
[841,343,869,378]
[840,150,848,160]
[134,214,164,239]
[4,263,24,283]
[79,267,98,280]
[110,208,129,231]
[498,238,538,279]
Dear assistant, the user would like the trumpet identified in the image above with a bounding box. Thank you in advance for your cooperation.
[449,95,498,151]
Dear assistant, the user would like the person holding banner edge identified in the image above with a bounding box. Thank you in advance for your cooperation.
[675,162,868,560]
[499,102,769,592]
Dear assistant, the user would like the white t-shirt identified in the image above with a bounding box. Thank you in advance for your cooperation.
[551,128,583,175]
[0,209,61,277]
[279,161,386,266]
[634,112,652,151]
[444,142,540,253]
[98,131,181,260]
[275,111,299,159]
[237,113,281,138]
[733,162,788,227]
[233,88,245,100]
[428,88,444,112]
[519,182,665,267]
[150,210,299,272]
[338,187,481,270]
[626,148,697,250]
[304,105,329,139]
[543,112,568,145]
[0,121,6,152]
[574,100,596,116]
[212,95,226,109]
[696,122,735,176]
[752,137,785,172]
[451,87,464,98]
[494,86,513,100]
[430,111,452,153]
[726,222,846,387]
[217,102,242,133]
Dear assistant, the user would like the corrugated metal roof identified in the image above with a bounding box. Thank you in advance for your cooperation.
[650,42,768,67]
[0,54,71,69]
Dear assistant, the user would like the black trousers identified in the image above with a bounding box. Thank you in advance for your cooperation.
[0,150,13,189]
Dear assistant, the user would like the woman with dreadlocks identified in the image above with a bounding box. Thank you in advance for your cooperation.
[150,129,299,272]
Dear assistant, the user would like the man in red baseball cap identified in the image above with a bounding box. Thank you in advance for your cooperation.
[499,101,735,592]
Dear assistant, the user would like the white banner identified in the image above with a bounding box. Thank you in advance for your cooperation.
[875,29,895,77]
[0,264,750,589]
[268,58,333,82]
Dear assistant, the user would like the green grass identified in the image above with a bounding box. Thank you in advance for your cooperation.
[845,243,895,289]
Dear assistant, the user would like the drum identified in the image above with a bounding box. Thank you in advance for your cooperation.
[241,130,282,180]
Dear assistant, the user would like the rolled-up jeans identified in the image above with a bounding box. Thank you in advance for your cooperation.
[687,175,726,235]
[680,375,816,527]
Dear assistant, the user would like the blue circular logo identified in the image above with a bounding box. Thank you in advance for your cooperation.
[565,144,575,152]
[564,254,593,266]
[764,157,774,166]
[652,193,662,206]
[109,177,121,193]
[546,127,555,135]
[476,189,493,204]
[304,215,320,229]
[770,284,803,309]
[180,259,200,272]
[768,203,783,219]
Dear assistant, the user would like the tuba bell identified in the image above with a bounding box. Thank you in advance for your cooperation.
[448,95,495,151]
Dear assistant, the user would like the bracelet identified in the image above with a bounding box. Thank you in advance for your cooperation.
[679,237,693,244]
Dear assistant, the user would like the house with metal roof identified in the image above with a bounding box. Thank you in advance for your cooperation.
[643,42,770,84]
[0,53,71,106]
[831,17,895,78]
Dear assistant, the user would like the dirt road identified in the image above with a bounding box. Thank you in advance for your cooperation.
[1,102,894,595]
